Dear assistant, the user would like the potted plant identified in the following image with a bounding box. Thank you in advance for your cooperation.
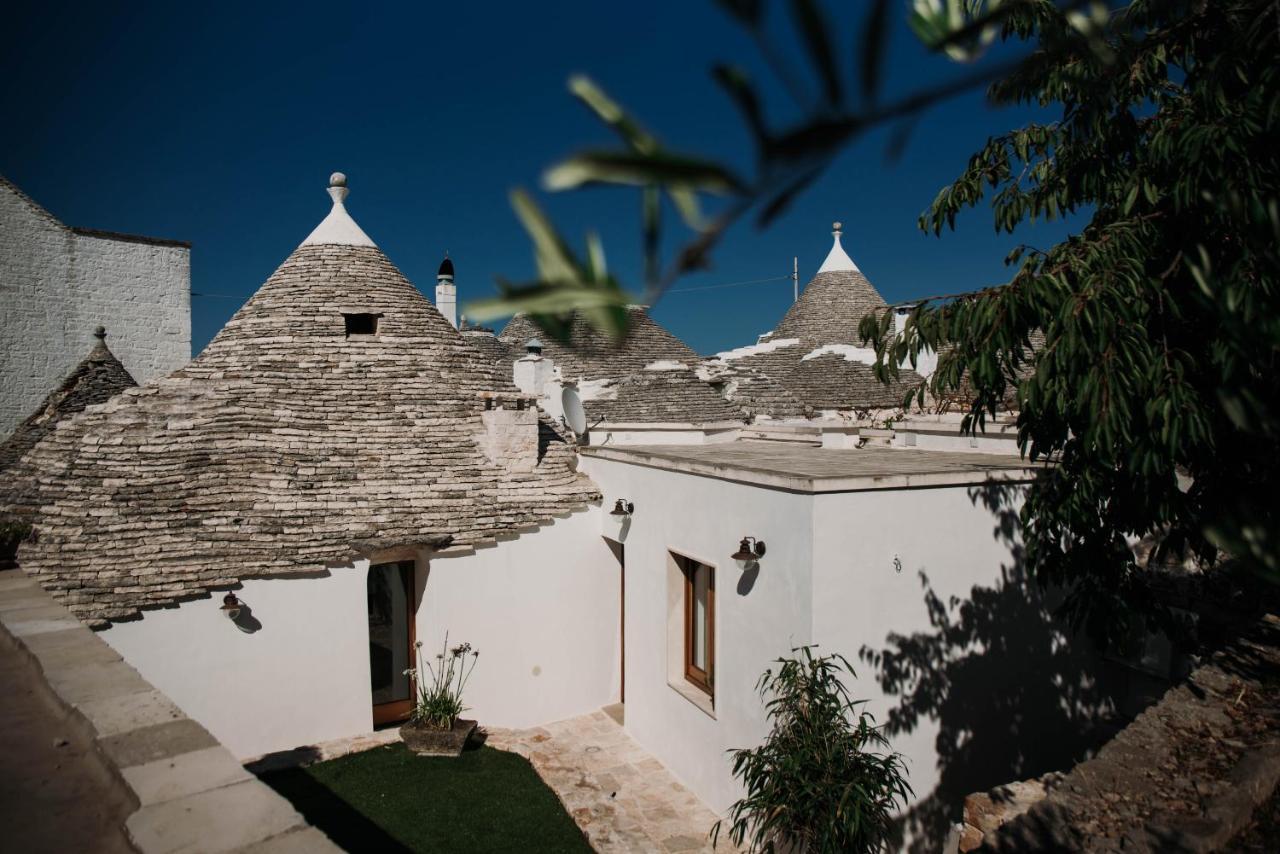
[713,646,911,852]
[400,633,480,757]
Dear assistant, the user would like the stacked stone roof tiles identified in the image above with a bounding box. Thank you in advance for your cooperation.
[706,237,925,413]
[709,365,813,421]
[0,330,136,472]
[4,229,599,625]
[499,307,698,381]
[586,366,747,425]
[461,327,513,365]
[772,269,888,345]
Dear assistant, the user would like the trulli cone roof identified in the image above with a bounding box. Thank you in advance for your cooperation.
[706,222,923,413]
[499,307,698,381]
[3,175,599,625]
[0,328,136,473]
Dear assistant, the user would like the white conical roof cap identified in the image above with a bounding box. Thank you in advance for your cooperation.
[817,221,859,273]
[301,172,376,247]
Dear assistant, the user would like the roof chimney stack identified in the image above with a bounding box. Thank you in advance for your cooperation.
[436,253,457,328]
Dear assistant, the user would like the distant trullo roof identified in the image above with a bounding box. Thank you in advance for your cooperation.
[3,174,598,625]
[707,222,924,413]
[0,327,136,472]
[498,307,698,381]
[586,363,747,425]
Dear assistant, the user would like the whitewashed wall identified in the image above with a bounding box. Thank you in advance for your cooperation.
[583,455,1027,818]
[0,180,190,434]
[581,456,816,813]
[417,506,620,729]
[99,507,617,760]
[101,567,372,759]
[812,485,1025,816]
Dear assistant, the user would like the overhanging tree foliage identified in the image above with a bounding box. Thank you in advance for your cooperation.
[864,0,1278,642]
[472,0,1280,644]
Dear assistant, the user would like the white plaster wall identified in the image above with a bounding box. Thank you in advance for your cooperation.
[588,427,741,446]
[417,507,621,729]
[0,182,191,435]
[895,431,1022,455]
[811,485,1024,812]
[581,456,815,813]
[97,508,620,760]
[100,568,372,760]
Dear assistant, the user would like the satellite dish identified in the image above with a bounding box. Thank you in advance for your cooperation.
[561,386,587,436]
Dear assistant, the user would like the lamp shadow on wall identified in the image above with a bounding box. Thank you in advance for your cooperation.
[857,481,1140,854]
[231,603,263,634]
[736,563,760,595]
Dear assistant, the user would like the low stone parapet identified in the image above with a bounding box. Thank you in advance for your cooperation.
[0,568,342,853]
[971,614,1280,853]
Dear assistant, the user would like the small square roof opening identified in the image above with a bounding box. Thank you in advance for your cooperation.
[344,313,379,336]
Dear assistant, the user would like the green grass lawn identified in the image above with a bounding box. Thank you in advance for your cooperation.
[259,743,592,854]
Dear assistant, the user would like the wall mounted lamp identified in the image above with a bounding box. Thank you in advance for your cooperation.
[220,592,243,620]
[605,499,635,540]
[732,537,767,570]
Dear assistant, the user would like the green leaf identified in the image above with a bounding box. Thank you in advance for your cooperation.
[465,280,629,323]
[859,0,891,105]
[510,188,579,283]
[714,0,762,28]
[790,0,843,105]
[713,64,770,145]
[544,150,747,195]
[567,75,657,154]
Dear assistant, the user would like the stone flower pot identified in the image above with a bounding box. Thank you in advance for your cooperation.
[400,718,477,757]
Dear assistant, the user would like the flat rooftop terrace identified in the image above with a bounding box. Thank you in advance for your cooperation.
[580,440,1041,493]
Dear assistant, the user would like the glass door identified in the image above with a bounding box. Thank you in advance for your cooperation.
[368,560,415,725]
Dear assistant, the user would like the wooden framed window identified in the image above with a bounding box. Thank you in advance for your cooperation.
[682,556,715,696]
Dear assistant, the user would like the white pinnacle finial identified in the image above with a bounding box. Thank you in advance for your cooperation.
[301,171,375,247]
[327,172,349,204]
[818,219,859,273]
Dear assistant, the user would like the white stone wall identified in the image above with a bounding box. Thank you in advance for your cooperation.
[0,181,190,435]
[580,456,817,813]
[582,455,1026,817]
[98,507,619,760]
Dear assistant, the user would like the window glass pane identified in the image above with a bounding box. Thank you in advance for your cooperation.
[692,563,709,671]
[368,563,411,704]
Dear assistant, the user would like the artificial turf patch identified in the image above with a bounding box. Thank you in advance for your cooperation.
[260,743,592,853]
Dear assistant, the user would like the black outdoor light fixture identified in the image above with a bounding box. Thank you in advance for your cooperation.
[220,592,243,621]
[732,536,767,570]
[610,499,635,517]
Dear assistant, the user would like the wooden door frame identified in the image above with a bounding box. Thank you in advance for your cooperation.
[370,560,417,726]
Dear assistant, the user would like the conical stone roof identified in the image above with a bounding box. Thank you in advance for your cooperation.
[0,327,136,472]
[585,365,747,425]
[708,223,923,414]
[498,307,698,381]
[4,175,599,625]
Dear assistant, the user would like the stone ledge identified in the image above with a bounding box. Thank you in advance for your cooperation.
[0,568,341,853]
[976,615,1280,853]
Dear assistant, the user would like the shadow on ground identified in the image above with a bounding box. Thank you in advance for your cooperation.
[258,765,411,853]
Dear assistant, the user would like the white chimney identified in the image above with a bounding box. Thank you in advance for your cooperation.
[436,254,457,329]
[513,338,555,397]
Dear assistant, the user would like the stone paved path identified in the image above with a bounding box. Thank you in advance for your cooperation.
[0,630,134,854]
[488,709,741,854]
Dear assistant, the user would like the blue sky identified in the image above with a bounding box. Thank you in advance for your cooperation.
[1,1,1076,356]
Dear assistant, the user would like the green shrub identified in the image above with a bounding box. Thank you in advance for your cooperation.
[714,646,911,853]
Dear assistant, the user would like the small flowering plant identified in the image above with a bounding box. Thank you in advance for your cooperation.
[404,632,479,730]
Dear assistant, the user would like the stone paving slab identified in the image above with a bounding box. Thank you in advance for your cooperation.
[488,709,741,854]
[126,779,309,853]
[0,568,342,853]
[123,745,255,806]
